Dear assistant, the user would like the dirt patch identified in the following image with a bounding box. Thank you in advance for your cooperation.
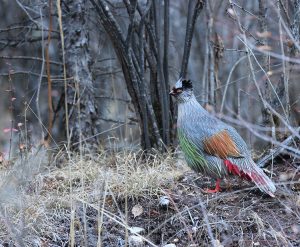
[94,170,299,246]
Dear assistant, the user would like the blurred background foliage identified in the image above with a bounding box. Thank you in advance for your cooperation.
[0,0,299,154]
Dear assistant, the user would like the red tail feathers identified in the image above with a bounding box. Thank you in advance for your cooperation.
[224,160,251,181]
[224,159,276,197]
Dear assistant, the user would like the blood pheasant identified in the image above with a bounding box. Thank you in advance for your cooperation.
[170,78,276,197]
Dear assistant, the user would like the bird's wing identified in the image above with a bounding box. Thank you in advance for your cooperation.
[203,129,243,159]
[202,128,276,196]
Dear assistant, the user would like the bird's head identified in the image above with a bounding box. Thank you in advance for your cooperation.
[169,78,193,102]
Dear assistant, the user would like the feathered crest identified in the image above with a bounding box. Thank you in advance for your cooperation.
[181,79,193,89]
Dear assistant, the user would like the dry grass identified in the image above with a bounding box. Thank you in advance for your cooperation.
[40,149,186,199]
[0,148,186,246]
[0,147,299,246]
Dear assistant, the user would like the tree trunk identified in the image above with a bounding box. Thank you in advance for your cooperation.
[258,0,274,127]
[62,0,99,149]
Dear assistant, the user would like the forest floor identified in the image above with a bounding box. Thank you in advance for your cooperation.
[0,147,299,247]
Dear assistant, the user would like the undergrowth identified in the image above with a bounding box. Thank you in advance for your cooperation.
[0,147,299,247]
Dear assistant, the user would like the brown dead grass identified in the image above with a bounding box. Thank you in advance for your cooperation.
[0,147,299,247]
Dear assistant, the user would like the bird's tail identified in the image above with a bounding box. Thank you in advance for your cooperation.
[225,159,276,197]
[247,161,276,197]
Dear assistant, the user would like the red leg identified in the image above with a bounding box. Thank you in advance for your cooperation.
[204,179,221,193]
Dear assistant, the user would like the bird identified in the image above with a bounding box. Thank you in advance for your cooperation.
[170,78,276,197]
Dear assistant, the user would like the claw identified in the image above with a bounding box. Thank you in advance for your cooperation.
[204,179,221,193]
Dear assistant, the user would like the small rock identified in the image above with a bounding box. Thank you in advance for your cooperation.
[159,196,170,206]
[163,244,176,247]
[129,226,145,234]
[128,235,144,247]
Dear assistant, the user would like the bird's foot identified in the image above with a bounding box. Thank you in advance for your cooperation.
[204,179,222,193]
[204,188,221,193]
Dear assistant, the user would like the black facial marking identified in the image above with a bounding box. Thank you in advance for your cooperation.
[172,86,183,94]
[182,79,193,89]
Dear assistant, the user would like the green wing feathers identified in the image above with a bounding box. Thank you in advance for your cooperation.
[178,130,224,178]
[178,130,207,173]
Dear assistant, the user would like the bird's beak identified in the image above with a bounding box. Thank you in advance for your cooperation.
[169,89,176,96]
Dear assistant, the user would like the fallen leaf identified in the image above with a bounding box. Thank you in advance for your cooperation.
[132,204,143,218]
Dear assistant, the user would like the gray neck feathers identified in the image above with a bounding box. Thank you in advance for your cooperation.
[177,94,208,123]
[176,90,194,103]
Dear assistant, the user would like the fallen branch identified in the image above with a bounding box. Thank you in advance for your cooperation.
[258,126,300,168]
